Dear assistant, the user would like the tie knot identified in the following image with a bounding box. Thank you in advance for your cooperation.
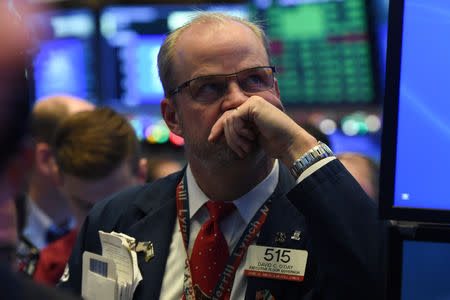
[206,201,235,222]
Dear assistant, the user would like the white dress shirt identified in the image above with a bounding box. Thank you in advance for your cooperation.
[22,196,76,249]
[23,198,54,249]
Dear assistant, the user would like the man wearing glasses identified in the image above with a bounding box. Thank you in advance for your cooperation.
[60,13,385,300]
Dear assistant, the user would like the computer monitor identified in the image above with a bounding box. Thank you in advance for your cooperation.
[379,0,450,223]
[250,0,381,106]
[26,8,99,104]
[387,226,450,300]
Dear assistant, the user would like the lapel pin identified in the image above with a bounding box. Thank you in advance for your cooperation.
[275,232,286,244]
[136,241,154,262]
[291,230,302,241]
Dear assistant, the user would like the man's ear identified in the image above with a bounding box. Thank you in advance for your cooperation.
[34,142,54,176]
[161,98,183,137]
[137,157,148,185]
[50,162,63,187]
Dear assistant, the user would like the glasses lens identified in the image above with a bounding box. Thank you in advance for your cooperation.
[238,67,274,93]
[189,76,227,103]
[188,67,274,102]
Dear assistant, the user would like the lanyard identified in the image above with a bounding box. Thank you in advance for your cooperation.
[176,176,272,300]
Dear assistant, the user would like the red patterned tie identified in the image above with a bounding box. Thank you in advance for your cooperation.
[190,201,235,300]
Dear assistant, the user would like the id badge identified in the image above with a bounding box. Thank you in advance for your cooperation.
[243,245,308,282]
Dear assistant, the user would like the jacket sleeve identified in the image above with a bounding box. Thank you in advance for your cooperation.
[56,215,97,294]
[288,159,387,300]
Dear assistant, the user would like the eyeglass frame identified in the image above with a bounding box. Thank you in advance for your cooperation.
[168,66,277,101]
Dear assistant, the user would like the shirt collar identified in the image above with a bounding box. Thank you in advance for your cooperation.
[24,195,77,236]
[186,160,279,224]
[26,197,53,231]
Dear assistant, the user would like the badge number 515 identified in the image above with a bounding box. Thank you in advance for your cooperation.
[264,248,291,263]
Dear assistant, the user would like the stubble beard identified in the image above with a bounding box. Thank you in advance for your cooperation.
[179,118,260,169]
[185,135,242,168]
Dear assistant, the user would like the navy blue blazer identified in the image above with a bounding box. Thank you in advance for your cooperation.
[59,160,385,300]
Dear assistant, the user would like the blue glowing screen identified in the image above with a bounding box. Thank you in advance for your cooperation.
[119,35,165,106]
[28,8,98,103]
[401,240,450,300]
[393,0,450,210]
[33,39,88,100]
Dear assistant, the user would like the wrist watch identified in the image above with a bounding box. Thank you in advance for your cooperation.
[290,141,334,179]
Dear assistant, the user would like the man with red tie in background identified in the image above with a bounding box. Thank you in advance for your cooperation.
[21,95,95,250]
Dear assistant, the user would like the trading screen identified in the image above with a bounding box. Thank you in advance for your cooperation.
[251,0,378,106]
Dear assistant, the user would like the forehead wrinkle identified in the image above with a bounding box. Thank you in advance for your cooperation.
[173,21,268,82]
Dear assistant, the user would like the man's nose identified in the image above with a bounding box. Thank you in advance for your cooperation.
[220,79,248,111]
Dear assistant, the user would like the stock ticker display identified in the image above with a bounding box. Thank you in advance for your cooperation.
[28,1,379,108]
[251,0,378,106]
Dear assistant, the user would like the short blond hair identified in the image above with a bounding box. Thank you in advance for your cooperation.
[157,12,271,97]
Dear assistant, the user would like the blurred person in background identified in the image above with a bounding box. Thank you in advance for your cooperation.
[16,95,94,277]
[0,25,33,274]
[337,152,380,203]
[0,1,81,298]
[146,157,183,183]
[22,95,95,250]
[1,0,35,271]
[32,107,147,285]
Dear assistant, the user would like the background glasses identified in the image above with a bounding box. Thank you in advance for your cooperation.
[169,66,276,103]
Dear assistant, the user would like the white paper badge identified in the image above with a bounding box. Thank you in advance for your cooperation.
[243,245,308,282]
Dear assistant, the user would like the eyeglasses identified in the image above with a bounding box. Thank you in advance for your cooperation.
[169,66,276,103]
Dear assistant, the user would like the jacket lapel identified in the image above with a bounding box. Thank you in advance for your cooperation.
[125,172,183,300]
[245,165,310,300]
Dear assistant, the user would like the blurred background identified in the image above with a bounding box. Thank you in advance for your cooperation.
[20,0,390,164]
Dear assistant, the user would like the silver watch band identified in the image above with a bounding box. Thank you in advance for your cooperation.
[290,141,334,179]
